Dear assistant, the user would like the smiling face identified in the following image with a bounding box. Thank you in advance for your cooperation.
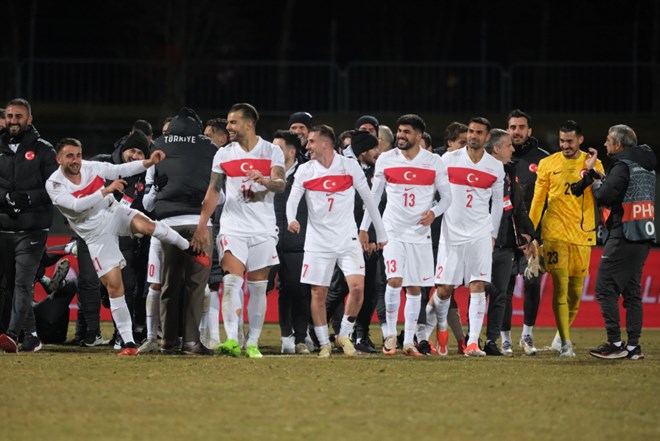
[507,116,531,147]
[4,104,32,138]
[396,124,422,151]
[57,144,83,178]
[226,109,252,144]
[559,130,584,159]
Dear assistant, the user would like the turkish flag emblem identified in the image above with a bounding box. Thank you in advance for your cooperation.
[25,151,35,160]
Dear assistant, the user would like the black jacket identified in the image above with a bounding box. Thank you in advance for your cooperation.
[0,126,58,231]
[275,162,308,253]
[593,144,657,235]
[495,162,535,248]
[513,136,550,211]
[152,108,216,220]
[91,144,147,213]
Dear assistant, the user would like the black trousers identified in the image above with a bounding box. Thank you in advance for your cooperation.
[595,234,650,346]
[74,236,102,337]
[486,247,514,341]
[277,251,311,345]
[0,230,47,336]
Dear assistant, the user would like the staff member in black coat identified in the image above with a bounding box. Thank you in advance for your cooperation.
[0,98,58,353]
[588,125,656,361]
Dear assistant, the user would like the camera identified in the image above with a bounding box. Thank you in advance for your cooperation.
[570,169,601,196]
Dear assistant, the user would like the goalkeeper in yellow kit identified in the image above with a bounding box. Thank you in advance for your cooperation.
[529,120,604,357]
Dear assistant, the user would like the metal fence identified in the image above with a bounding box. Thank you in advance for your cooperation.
[6,59,660,114]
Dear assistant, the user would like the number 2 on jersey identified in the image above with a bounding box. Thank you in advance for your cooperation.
[466,192,473,208]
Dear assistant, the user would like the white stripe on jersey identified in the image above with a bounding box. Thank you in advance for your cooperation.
[212,137,285,237]
[440,148,505,245]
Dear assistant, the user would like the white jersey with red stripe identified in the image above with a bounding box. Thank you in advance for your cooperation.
[46,159,147,240]
[440,148,505,245]
[287,153,387,252]
[360,148,452,244]
[212,137,285,237]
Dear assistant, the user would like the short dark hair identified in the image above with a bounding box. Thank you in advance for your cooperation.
[469,116,492,132]
[206,118,228,135]
[484,129,510,154]
[444,122,468,147]
[422,132,432,147]
[56,137,82,152]
[132,119,153,137]
[396,114,426,133]
[311,124,336,145]
[273,129,302,152]
[229,103,259,123]
[506,109,532,127]
[6,98,31,115]
[560,120,583,136]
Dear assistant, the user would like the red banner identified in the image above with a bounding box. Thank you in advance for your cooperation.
[38,237,660,328]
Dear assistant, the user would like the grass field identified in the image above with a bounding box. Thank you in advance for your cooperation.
[1,324,659,441]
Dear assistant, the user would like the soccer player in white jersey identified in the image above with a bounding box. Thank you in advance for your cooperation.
[431,117,505,357]
[287,124,388,358]
[359,114,452,356]
[191,103,285,358]
[46,138,209,356]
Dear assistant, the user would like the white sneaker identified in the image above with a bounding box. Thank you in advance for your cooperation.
[560,341,576,357]
[305,330,316,352]
[519,335,537,355]
[281,335,295,354]
[138,338,160,354]
[550,332,562,352]
[501,340,513,357]
[295,343,310,355]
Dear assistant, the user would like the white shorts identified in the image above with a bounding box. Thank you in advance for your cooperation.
[146,235,162,284]
[382,239,434,287]
[86,203,139,277]
[301,241,365,287]
[435,236,492,286]
[219,233,279,272]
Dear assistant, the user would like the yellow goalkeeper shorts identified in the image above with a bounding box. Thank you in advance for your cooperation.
[541,239,591,277]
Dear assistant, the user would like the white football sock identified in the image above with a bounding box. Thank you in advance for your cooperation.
[246,280,268,346]
[403,294,421,345]
[152,221,189,250]
[384,284,401,337]
[433,295,451,325]
[467,292,486,346]
[221,274,243,342]
[145,287,160,340]
[339,315,355,338]
[208,289,220,343]
[109,296,134,345]
[424,303,437,340]
[315,325,330,346]
[522,324,534,338]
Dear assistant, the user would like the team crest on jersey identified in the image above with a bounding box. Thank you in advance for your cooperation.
[529,163,538,173]
[25,151,35,160]
[137,182,145,192]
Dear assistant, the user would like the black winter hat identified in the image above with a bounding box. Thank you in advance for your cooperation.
[288,111,313,129]
[177,107,204,133]
[351,130,379,158]
[122,130,150,158]
[355,115,379,133]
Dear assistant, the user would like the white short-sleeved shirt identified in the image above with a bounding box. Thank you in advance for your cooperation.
[289,154,368,253]
[212,137,285,237]
[440,148,505,245]
[367,148,450,243]
[46,160,146,240]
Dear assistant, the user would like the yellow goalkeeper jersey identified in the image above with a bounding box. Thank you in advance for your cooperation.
[529,150,604,246]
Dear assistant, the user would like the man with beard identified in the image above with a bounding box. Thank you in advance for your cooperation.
[529,120,604,357]
[504,109,550,355]
[431,117,504,357]
[192,103,286,358]
[360,115,452,356]
[0,98,57,353]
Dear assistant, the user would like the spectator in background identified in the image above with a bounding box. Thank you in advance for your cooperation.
[204,118,229,148]
[433,121,467,156]
[273,130,312,354]
[161,116,174,136]
[288,111,313,160]
[420,132,433,151]
[0,98,58,353]
[378,125,394,153]
[0,108,5,129]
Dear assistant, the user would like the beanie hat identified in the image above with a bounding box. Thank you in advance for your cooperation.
[355,115,379,133]
[122,130,150,158]
[288,111,313,129]
[351,130,379,158]
[177,107,203,133]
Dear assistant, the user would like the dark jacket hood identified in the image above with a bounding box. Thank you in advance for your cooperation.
[513,135,540,157]
[166,107,204,136]
[615,144,656,171]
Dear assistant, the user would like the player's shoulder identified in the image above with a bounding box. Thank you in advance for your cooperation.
[539,152,562,167]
